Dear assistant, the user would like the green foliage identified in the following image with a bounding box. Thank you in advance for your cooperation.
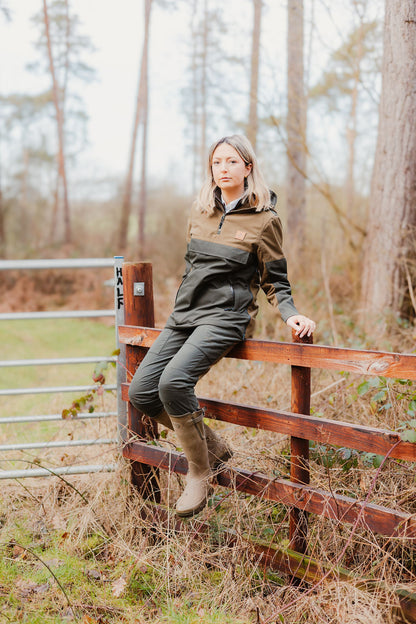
[353,376,416,443]
[311,441,361,471]
[312,374,416,474]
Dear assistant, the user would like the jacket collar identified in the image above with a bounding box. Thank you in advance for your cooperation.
[214,187,277,213]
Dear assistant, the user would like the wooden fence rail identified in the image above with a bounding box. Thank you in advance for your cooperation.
[118,262,416,622]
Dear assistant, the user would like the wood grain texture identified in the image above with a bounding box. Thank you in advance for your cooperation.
[290,330,312,554]
[118,325,416,380]
[122,441,416,539]
[122,263,159,500]
[120,384,416,462]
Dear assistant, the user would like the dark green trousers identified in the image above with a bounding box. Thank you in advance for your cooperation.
[128,324,242,417]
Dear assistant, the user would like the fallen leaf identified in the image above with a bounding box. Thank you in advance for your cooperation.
[83,615,99,624]
[12,544,27,559]
[62,607,76,621]
[111,575,127,597]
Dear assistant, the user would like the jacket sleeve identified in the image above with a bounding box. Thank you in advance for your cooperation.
[181,213,193,278]
[257,214,299,322]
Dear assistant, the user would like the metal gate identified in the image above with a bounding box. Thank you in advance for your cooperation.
[0,257,126,479]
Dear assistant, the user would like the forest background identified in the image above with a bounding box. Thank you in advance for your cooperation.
[1,0,415,347]
[1,1,416,623]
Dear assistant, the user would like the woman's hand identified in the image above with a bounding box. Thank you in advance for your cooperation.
[286,314,316,338]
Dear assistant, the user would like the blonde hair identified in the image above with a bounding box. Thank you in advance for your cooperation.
[194,134,272,215]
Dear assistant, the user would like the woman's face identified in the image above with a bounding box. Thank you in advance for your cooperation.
[211,143,252,202]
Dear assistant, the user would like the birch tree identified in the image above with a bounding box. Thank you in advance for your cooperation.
[0,161,4,257]
[360,0,416,332]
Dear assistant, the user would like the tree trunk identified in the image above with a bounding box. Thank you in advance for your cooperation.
[286,0,307,252]
[43,0,71,244]
[247,0,262,150]
[118,0,152,252]
[346,22,366,221]
[199,0,208,176]
[190,0,199,194]
[345,79,358,217]
[137,0,152,256]
[360,0,416,333]
[0,168,5,257]
[50,171,60,243]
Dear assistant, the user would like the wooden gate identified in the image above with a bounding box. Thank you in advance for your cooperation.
[118,262,416,622]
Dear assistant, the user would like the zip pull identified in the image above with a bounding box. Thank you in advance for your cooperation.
[217,213,226,234]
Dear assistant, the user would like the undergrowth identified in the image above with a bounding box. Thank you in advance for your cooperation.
[0,396,415,624]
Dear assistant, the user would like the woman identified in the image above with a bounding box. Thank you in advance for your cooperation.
[129,135,316,518]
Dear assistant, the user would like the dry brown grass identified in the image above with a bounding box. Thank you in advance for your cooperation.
[1,350,415,623]
[1,434,414,623]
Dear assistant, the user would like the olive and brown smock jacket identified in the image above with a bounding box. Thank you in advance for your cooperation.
[166,189,299,340]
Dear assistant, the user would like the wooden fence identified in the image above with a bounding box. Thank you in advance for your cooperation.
[118,262,416,622]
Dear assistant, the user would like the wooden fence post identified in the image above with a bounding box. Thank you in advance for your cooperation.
[122,262,160,502]
[289,329,313,556]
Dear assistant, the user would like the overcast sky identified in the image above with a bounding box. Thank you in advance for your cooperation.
[1,1,371,198]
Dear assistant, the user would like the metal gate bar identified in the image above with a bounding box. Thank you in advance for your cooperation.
[0,311,115,320]
[0,438,117,452]
[0,256,125,479]
[1,357,117,367]
[0,464,117,480]
[0,412,117,424]
[0,384,117,396]
[0,258,115,270]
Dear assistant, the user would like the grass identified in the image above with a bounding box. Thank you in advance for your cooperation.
[0,318,116,417]
[0,461,410,624]
[0,317,118,475]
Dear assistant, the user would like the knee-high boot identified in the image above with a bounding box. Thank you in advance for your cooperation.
[153,409,233,469]
[170,410,212,517]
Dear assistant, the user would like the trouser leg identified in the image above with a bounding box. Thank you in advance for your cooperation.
[129,324,241,418]
[157,324,241,416]
[128,327,189,419]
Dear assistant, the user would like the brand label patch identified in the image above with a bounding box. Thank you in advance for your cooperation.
[234,230,247,241]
